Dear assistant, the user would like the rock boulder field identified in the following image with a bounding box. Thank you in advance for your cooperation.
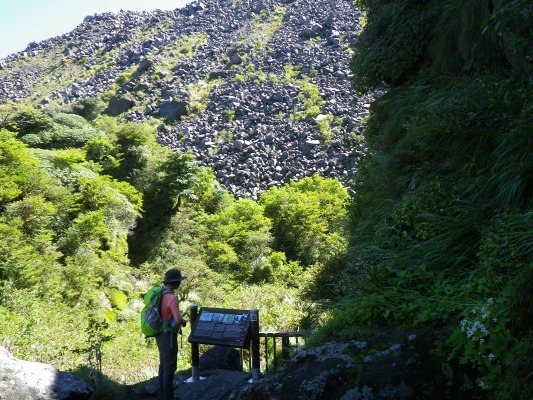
[0,0,381,199]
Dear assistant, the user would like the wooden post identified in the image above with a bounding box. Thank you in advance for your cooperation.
[190,304,199,382]
[250,308,260,381]
[281,335,290,361]
[273,335,277,370]
[264,336,269,375]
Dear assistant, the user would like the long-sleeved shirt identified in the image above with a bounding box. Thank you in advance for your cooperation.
[161,291,184,325]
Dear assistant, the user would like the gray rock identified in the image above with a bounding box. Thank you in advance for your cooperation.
[301,27,318,38]
[0,347,93,400]
[232,330,476,400]
[209,68,227,80]
[105,96,135,116]
[158,100,189,120]
[175,369,251,400]
[228,52,243,67]
[137,57,153,72]
[252,1,267,14]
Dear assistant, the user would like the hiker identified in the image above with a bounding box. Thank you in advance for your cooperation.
[157,268,187,400]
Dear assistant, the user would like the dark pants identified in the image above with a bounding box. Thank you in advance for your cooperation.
[156,330,177,400]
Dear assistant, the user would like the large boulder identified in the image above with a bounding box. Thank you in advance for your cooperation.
[199,346,242,372]
[158,100,189,121]
[0,347,93,400]
[175,369,251,400]
[105,96,136,116]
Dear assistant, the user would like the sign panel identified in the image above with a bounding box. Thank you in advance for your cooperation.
[188,307,252,348]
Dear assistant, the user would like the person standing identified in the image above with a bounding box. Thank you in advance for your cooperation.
[157,269,187,400]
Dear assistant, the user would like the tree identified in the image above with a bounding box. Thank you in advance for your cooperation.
[204,198,273,281]
[0,104,54,136]
[153,151,202,214]
[260,176,350,266]
[72,98,105,122]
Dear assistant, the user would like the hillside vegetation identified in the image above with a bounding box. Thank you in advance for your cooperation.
[310,0,532,398]
[0,0,532,399]
[0,110,349,397]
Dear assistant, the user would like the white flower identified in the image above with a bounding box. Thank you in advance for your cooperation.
[460,319,468,331]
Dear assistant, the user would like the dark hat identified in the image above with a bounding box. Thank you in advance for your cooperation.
[163,268,186,283]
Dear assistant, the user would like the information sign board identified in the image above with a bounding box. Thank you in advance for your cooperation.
[188,307,252,348]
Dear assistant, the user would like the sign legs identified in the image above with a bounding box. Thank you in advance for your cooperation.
[189,304,200,382]
[250,308,260,381]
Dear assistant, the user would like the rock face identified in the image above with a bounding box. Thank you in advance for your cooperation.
[128,330,484,400]
[0,346,93,400]
[0,0,381,199]
[231,330,484,400]
[175,369,251,400]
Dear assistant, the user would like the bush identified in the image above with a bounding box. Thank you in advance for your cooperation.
[72,98,105,122]
[53,113,87,129]
[20,127,98,149]
[3,105,54,135]
[260,176,350,266]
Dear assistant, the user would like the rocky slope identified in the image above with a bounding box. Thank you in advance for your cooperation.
[2,331,484,400]
[0,0,378,198]
[128,329,481,400]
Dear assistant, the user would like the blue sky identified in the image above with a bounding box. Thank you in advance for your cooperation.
[0,0,191,59]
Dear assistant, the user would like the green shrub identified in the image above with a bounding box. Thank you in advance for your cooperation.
[225,110,236,122]
[205,241,239,272]
[51,127,99,148]
[84,133,120,171]
[494,332,533,400]
[351,0,437,92]
[316,114,336,143]
[2,105,54,135]
[203,198,273,282]
[72,98,105,122]
[260,176,350,266]
[186,79,220,114]
[3,195,56,234]
[115,67,138,87]
[47,111,87,129]
[0,130,49,205]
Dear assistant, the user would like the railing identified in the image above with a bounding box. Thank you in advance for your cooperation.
[259,331,307,374]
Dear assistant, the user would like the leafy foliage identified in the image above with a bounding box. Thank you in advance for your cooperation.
[72,98,106,122]
[0,103,54,135]
[203,198,273,282]
[0,100,352,393]
[313,0,533,397]
[261,175,350,266]
[351,0,437,91]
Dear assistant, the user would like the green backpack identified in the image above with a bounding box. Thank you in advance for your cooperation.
[141,286,172,337]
